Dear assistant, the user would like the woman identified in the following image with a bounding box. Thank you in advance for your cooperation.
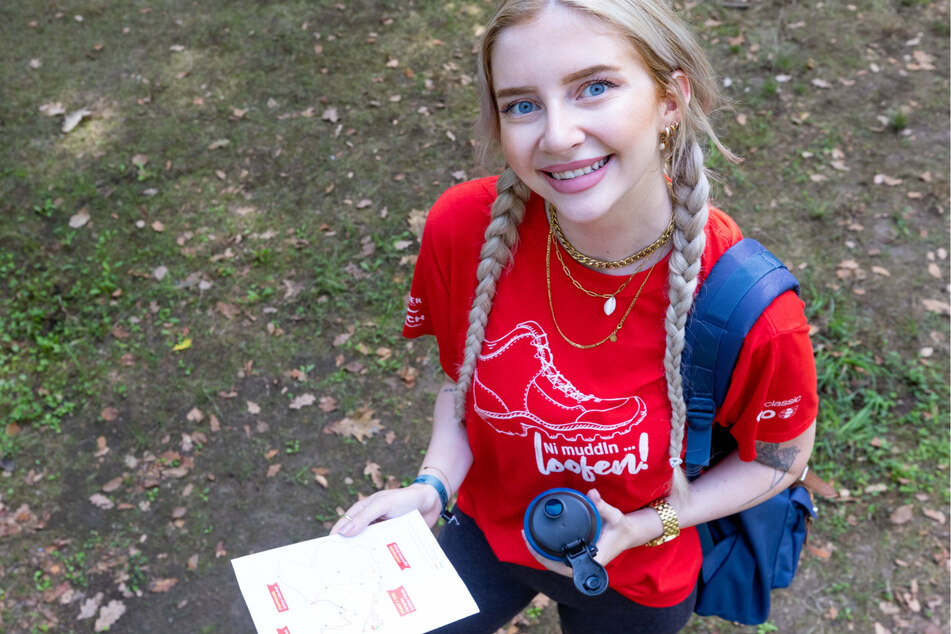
[333,1,817,632]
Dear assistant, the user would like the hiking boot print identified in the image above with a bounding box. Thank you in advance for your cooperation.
[473,321,647,441]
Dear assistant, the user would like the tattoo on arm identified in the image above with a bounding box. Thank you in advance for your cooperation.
[754,441,801,472]
[751,441,803,497]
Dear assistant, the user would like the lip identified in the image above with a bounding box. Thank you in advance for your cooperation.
[540,155,612,194]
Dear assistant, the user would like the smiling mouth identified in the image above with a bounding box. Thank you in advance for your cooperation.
[546,156,610,181]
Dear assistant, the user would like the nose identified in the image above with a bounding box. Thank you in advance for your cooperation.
[539,105,584,155]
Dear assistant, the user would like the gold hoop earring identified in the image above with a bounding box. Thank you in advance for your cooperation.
[658,121,679,151]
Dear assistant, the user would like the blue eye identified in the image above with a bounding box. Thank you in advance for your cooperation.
[582,81,610,98]
[503,100,538,116]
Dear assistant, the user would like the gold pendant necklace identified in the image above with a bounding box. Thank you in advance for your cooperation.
[551,233,636,316]
[546,229,657,349]
[548,202,675,270]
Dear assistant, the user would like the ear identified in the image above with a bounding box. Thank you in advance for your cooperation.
[660,70,691,126]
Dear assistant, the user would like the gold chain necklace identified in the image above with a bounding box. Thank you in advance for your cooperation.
[548,202,675,270]
[552,232,638,316]
[546,229,657,349]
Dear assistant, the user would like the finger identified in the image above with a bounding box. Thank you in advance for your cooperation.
[329,507,361,536]
[330,499,377,537]
[521,531,572,577]
[586,488,623,523]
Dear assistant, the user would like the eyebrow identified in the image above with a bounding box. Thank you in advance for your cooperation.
[494,64,623,101]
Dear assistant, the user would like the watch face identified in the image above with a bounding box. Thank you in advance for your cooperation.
[524,488,601,561]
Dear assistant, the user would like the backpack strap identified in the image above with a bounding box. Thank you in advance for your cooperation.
[683,239,800,477]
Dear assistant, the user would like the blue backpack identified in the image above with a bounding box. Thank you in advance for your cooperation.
[682,239,818,625]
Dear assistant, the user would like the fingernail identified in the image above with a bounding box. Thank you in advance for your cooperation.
[339,521,353,536]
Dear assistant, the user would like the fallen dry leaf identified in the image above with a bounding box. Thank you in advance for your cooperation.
[312,467,330,488]
[101,477,124,493]
[89,493,114,510]
[69,208,91,228]
[921,299,950,315]
[247,401,261,414]
[186,407,204,423]
[149,578,178,593]
[890,504,914,524]
[319,396,338,412]
[326,408,384,443]
[289,393,316,410]
[215,541,227,558]
[215,301,241,319]
[94,600,126,632]
[100,406,119,422]
[407,208,428,238]
[364,461,384,489]
[39,102,67,116]
[78,594,104,620]
[806,542,832,559]
[266,463,282,478]
[333,333,351,347]
[62,108,92,133]
[923,508,946,524]
[399,365,418,387]
[187,554,199,571]
[873,173,903,186]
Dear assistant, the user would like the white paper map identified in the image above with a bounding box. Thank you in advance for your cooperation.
[232,511,478,633]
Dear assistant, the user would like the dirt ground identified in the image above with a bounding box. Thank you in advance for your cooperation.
[0,1,948,633]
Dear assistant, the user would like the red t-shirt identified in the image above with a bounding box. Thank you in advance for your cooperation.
[403,177,817,607]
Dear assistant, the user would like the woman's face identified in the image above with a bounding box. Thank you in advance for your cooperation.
[490,5,674,229]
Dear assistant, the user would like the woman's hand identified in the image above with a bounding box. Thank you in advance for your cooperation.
[522,488,663,576]
[330,483,444,537]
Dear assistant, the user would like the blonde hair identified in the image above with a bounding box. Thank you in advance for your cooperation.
[459,0,734,501]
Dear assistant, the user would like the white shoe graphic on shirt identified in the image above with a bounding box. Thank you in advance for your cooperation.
[473,321,646,441]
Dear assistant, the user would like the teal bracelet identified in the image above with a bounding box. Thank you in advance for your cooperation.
[413,474,449,512]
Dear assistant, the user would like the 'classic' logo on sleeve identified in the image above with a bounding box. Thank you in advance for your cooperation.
[756,395,802,422]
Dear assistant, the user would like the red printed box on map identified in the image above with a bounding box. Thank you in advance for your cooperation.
[387,542,411,570]
[387,586,416,616]
[276,628,290,634]
[268,583,289,613]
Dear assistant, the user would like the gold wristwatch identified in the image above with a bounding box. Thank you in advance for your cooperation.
[644,498,680,547]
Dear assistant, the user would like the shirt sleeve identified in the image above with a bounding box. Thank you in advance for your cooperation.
[401,179,495,379]
[715,290,819,461]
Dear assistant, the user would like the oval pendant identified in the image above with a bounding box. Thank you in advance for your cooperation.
[609,333,618,343]
[603,296,617,316]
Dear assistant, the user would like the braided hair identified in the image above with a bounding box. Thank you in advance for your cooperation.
[460,0,735,500]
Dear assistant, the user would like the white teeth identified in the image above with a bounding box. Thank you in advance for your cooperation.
[550,157,608,180]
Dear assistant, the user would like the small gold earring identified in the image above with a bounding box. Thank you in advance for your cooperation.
[658,121,679,150]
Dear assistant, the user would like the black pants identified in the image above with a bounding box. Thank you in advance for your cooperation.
[430,509,696,634]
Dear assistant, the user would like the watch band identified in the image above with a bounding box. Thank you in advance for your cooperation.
[644,498,680,547]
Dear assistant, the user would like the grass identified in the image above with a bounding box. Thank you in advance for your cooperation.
[805,284,950,499]
[1,0,949,632]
